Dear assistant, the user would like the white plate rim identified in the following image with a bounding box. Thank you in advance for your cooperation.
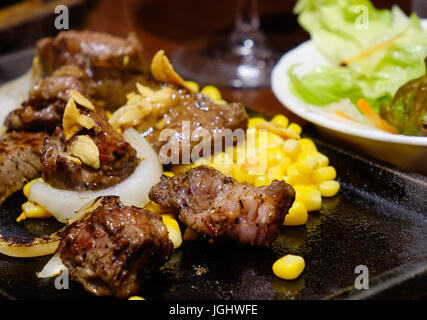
[271,20,427,146]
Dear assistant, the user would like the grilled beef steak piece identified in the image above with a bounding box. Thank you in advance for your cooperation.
[57,196,173,298]
[37,31,152,109]
[4,66,92,133]
[41,110,138,191]
[149,166,295,245]
[142,91,249,161]
[0,131,47,203]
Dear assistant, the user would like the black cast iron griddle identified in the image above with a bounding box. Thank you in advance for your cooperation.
[0,50,426,300]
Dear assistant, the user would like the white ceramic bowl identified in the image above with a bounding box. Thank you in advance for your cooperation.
[271,22,427,175]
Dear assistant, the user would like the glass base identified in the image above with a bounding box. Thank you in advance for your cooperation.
[172,33,280,88]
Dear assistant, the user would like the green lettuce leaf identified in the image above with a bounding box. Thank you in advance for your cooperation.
[290,0,427,117]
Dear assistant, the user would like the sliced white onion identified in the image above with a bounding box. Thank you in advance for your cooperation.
[28,128,162,224]
[36,252,67,278]
[0,69,34,131]
[0,234,60,258]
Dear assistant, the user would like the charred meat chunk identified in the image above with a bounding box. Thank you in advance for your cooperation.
[0,131,47,203]
[142,91,249,160]
[37,31,152,109]
[4,66,92,133]
[41,110,138,191]
[57,196,173,298]
[149,166,295,246]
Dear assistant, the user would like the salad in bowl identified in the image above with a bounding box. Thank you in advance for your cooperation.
[272,0,427,173]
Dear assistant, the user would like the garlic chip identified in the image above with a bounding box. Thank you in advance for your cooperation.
[69,89,95,111]
[62,98,95,140]
[109,101,152,131]
[136,82,177,116]
[70,135,100,169]
[150,50,194,91]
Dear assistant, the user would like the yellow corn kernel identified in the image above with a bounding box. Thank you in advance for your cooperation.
[272,254,305,280]
[162,171,175,177]
[297,151,329,168]
[201,85,222,101]
[296,153,319,175]
[105,110,113,120]
[293,185,322,212]
[210,152,233,175]
[315,153,329,167]
[299,138,317,152]
[144,200,163,214]
[318,180,340,197]
[267,132,284,148]
[287,163,311,185]
[193,156,212,168]
[183,227,200,241]
[271,114,289,128]
[23,178,43,198]
[184,81,199,93]
[312,166,336,182]
[248,117,266,129]
[267,147,287,168]
[162,216,182,249]
[288,123,302,136]
[128,296,145,300]
[232,163,248,183]
[268,164,286,182]
[17,201,51,222]
[283,139,301,160]
[254,175,269,187]
[283,201,307,226]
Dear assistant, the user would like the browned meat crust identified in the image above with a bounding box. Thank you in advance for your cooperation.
[41,110,138,191]
[142,91,249,160]
[5,66,92,133]
[37,31,152,109]
[57,196,173,298]
[149,166,295,246]
[0,131,47,203]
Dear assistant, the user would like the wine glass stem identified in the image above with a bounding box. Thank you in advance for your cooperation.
[234,0,260,34]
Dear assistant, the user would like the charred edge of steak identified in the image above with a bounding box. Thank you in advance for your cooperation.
[0,131,47,203]
[4,65,96,133]
[149,166,295,246]
[37,31,149,76]
[41,110,138,191]
[36,31,152,109]
[57,195,173,298]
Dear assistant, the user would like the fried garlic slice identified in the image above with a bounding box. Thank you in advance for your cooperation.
[151,50,195,92]
[108,100,153,131]
[136,82,177,116]
[63,98,96,140]
[70,135,100,169]
[69,89,95,111]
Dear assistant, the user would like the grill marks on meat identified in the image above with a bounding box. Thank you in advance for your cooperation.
[41,111,138,191]
[0,132,47,203]
[5,66,92,133]
[37,31,152,109]
[57,196,173,298]
[143,91,249,159]
[149,166,295,246]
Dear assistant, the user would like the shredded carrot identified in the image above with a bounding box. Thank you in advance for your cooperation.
[341,30,407,66]
[357,99,398,134]
[334,111,353,121]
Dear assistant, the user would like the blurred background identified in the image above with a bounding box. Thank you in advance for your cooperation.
[0,0,422,117]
